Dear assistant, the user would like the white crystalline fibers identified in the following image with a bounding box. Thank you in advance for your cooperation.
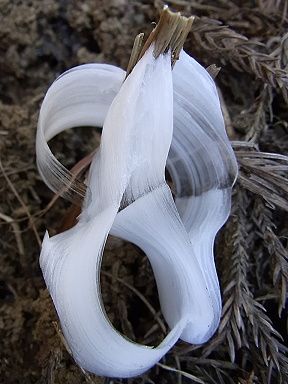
[36,43,237,377]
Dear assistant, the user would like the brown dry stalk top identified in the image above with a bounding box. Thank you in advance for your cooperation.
[127,7,194,75]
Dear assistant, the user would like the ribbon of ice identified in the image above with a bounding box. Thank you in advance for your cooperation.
[36,11,237,379]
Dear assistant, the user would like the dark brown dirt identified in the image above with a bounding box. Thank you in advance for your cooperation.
[0,2,172,383]
[1,1,287,384]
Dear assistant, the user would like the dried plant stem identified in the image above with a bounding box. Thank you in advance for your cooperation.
[204,188,288,381]
[0,211,25,265]
[102,271,167,334]
[41,150,95,215]
[206,64,221,79]
[236,147,288,211]
[126,33,144,77]
[217,87,238,140]
[157,363,205,384]
[127,6,194,75]
[252,198,288,315]
[0,158,41,247]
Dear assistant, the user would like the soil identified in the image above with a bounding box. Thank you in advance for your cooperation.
[0,2,176,383]
[0,1,287,384]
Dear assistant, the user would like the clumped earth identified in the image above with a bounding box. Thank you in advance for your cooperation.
[1,1,288,383]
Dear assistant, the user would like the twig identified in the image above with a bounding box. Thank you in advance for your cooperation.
[0,158,41,247]
[102,271,167,334]
[157,363,205,384]
[0,211,25,266]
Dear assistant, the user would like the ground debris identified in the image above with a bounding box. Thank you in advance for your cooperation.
[1,1,287,383]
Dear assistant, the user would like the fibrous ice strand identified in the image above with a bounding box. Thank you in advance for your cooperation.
[36,7,237,378]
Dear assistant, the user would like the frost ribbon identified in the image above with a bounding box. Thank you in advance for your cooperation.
[36,9,237,379]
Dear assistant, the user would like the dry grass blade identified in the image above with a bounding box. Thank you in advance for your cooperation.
[157,363,205,384]
[190,16,288,99]
[0,158,41,247]
[34,150,95,221]
[203,187,288,382]
[235,147,288,211]
[252,197,288,315]
[244,85,272,142]
[0,211,25,266]
[102,271,167,335]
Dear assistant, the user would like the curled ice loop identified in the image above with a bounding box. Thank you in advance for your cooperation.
[37,45,237,377]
